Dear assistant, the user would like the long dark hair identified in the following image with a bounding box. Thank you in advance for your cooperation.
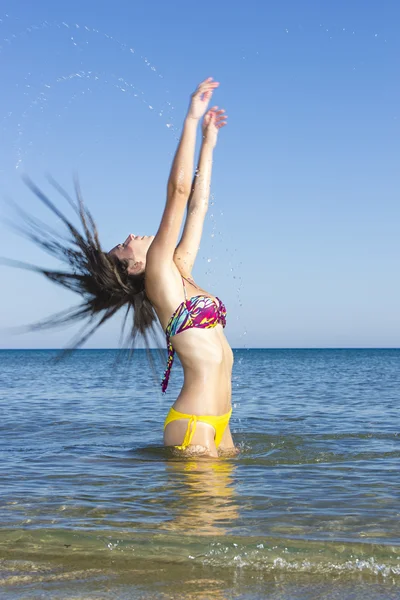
[3,177,160,352]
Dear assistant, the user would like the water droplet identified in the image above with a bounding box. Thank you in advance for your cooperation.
[207,258,212,263]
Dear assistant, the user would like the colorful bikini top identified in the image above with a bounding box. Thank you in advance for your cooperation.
[161,277,227,393]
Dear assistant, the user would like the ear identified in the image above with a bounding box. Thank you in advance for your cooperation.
[127,260,144,275]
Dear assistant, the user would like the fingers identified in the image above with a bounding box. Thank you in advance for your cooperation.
[206,107,226,116]
[206,108,226,118]
[193,77,220,99]
[198,77,220,90]
[206,107,228,128]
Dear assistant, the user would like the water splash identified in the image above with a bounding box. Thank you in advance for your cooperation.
[1,16,180,170]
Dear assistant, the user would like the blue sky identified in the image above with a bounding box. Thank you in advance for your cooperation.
[0,0,399,348]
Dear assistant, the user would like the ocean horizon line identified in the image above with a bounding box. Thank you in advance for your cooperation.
[0,347,399,351]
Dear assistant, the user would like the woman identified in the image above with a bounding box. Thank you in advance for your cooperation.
[7,77,235,457]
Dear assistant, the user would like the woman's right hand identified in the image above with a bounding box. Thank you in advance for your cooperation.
[187,77,220,121]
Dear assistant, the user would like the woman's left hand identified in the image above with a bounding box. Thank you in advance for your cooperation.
[202,107,228,148]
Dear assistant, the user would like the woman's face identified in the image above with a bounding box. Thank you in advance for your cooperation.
[109,234,154,270]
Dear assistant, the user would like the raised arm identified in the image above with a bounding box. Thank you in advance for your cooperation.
[174,107,227,276]
[147,78,219,270]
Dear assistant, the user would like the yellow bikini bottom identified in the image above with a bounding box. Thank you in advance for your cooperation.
[164,407,232,450]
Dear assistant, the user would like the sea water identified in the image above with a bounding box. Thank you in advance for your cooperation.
[0,348,399,598]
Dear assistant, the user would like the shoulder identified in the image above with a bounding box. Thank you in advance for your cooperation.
[146,243,191,295]
[147,243,191,278]
[145,259,187,330]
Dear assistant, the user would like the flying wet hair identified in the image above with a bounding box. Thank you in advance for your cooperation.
[2,177,160,352]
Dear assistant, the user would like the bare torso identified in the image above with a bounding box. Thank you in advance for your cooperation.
[149,267,235,453]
